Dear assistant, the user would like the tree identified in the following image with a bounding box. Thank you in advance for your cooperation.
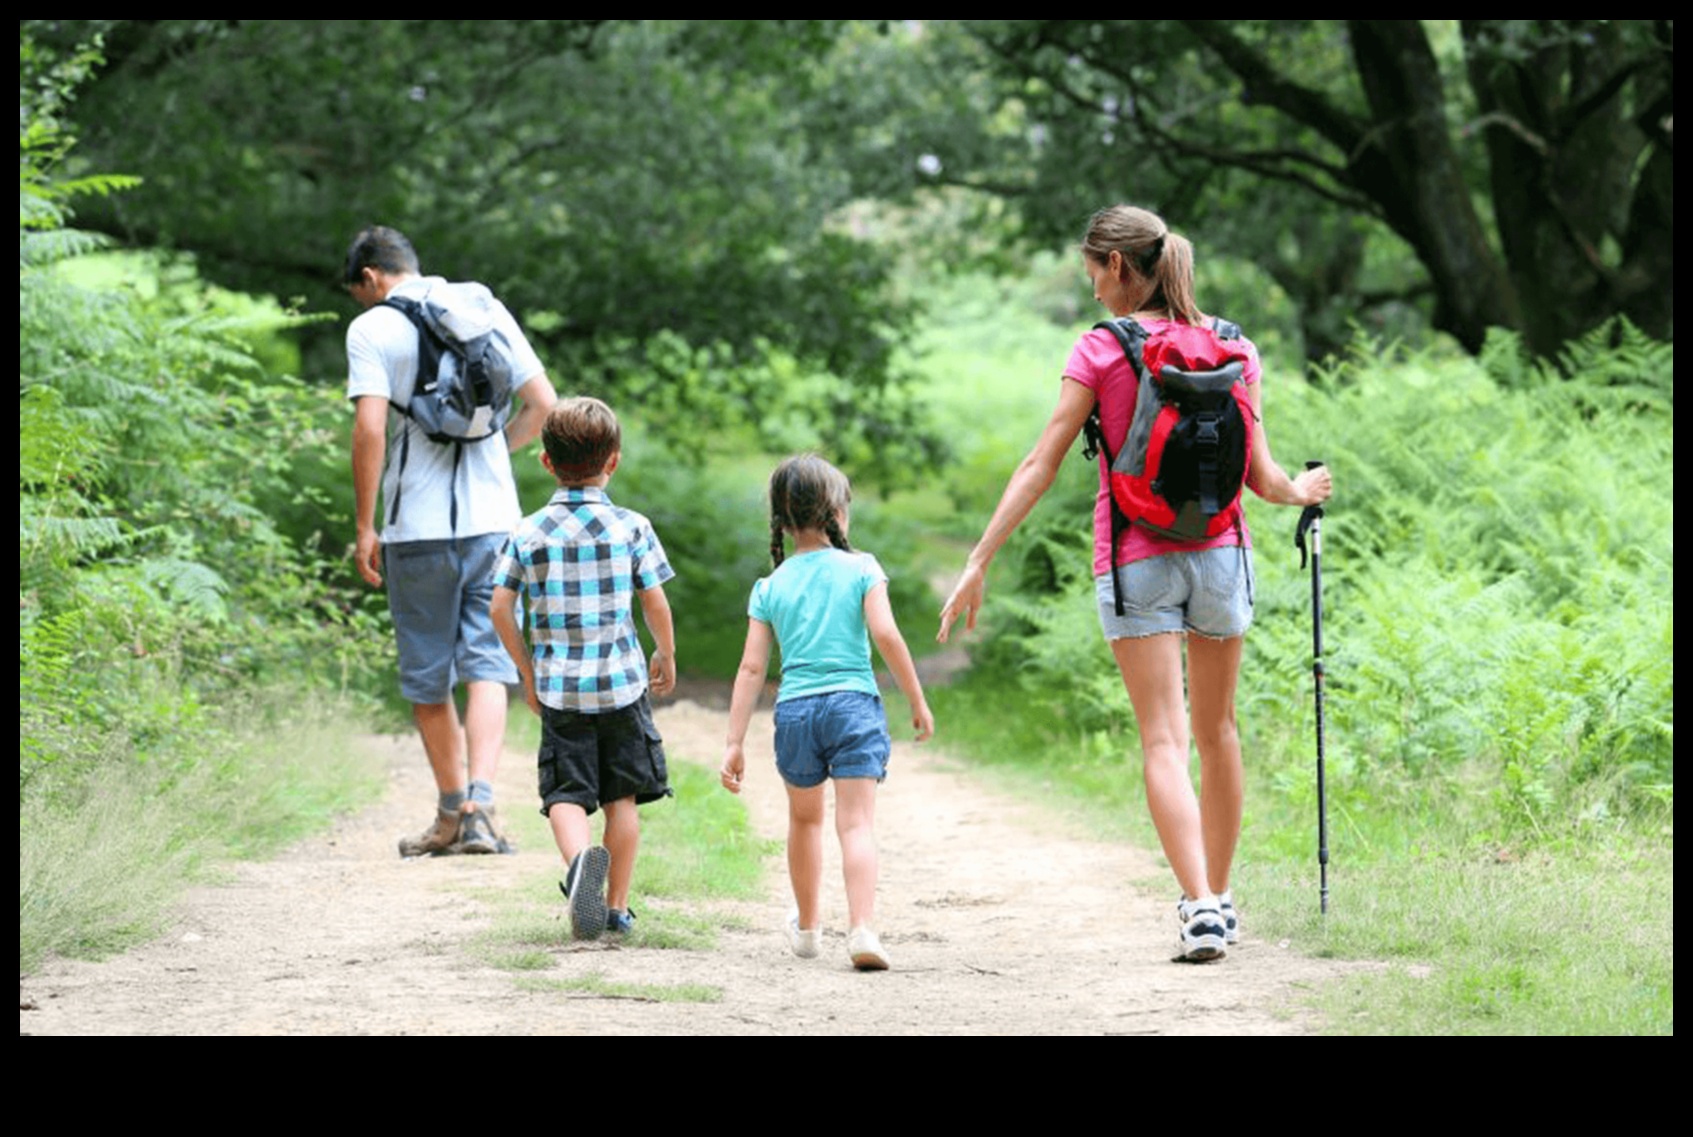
[31,20,942,478]
[950,20,1673,359]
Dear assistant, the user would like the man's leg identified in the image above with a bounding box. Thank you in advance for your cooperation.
[463,679,507,788]
[413,698,468,797]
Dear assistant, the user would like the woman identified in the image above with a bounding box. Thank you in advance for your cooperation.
[937,205,1331,961]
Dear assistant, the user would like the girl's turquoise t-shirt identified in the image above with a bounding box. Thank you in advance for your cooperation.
[749,548,886,703]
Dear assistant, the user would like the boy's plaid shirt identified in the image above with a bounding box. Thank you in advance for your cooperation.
[493,485,674,712]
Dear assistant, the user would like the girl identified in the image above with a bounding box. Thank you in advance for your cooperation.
[721,454,935,971]
[938,205,1331,962]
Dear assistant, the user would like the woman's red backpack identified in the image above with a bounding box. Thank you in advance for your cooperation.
[1080,316,1257,613]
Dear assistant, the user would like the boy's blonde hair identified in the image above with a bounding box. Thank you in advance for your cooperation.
[543,397,621,485]
[768,453,852,567]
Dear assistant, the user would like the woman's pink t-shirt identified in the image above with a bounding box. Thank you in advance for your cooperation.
[1063,318,1261,576]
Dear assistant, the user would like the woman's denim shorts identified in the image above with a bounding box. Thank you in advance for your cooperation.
[1097,546,1255,641]
[772,690,891,788]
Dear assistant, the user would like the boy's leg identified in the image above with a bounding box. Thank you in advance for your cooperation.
[785,783,827,931]
[602,796,639,912]
[547,802,592,867]
[834,777,879,931]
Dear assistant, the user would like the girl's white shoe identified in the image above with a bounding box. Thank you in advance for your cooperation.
[847,925,889,971]
[786,909,821,959]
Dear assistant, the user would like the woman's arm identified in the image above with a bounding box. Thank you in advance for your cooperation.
[937,378,1097,642]
[1243,382,1332,508]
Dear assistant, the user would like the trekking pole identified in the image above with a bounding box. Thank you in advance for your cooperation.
[1294,461,1329,916]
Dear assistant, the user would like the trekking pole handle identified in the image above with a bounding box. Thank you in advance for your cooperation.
[1294,461,1325,568]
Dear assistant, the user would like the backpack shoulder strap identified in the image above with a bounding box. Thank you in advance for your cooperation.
[1080,317,1148,461]
[1209,316,1242,340]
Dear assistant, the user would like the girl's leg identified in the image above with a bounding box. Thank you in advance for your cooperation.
[1186,633,1246,896]
[1111,632,1210,900]
[785,782,827,930]
[833,777,879,929]
[601,796,639,912]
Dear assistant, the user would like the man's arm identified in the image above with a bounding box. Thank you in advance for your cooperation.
[350,394,389,587]
[504,372,559,453]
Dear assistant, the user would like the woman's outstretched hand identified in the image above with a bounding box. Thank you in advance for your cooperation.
[937,564,985,644]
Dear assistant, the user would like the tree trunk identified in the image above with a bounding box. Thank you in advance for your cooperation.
[1346,21,1522,354]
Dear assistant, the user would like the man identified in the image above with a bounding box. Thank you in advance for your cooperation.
[344,225,558,856]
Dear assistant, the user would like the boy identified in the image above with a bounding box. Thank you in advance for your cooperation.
[491,397,677,940]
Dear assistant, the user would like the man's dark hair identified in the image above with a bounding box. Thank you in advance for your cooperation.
[343,225,420,286]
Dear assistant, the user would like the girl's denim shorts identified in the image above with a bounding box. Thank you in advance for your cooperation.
[1096,546,1255,641]
[772,690,891,788]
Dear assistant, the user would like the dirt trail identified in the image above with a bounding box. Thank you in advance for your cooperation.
[20,692,1355,1035]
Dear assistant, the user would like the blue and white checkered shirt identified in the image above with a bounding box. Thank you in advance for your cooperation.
[493,486,675,713]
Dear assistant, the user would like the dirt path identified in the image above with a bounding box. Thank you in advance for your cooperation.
[20,693,1354,1035]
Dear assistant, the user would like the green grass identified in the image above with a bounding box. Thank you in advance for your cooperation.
[19,692,388,973]
[933,672,1674,1035]
[513,973,723,1003]
[468,762,772,970]
[1242,839,1672,1034]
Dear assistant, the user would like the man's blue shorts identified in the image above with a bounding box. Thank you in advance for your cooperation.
[384,533,519,705]
[772,690,891,788]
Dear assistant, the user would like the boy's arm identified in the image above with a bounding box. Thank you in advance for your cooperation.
[637,584,676,699]
[490,585,542,716]
[720,619,773,795]
[864,582,935,742]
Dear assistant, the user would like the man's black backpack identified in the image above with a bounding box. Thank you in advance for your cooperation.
[381,284,518,444]
[380,283,520,530]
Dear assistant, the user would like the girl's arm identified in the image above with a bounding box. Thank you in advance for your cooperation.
[1243,382,1332,507]
[720,618,773,794]
[490,584,542,716]
[938,378,1096,642]
[865,582,935,742]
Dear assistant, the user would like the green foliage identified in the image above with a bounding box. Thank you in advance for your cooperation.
[948,318,1672,839]
[20,37,390,940]
[42,19,948,483]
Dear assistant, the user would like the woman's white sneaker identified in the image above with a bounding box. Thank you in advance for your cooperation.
[1175,895,1228,962]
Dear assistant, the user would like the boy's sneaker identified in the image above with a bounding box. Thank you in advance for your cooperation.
[561,846,610,942]
[605,908,637,935]
[847,926,890,971]
[453,803,501,855]
[397,809,461,858]
[785,909,821,959]
[1174,895,1228,963]
[1218,890,1240,945]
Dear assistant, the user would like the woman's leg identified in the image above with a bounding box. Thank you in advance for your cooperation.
[833,777,880,929]
[1186,633,1246,896]
[785,782,827,930]
[1112,632,1210,900]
